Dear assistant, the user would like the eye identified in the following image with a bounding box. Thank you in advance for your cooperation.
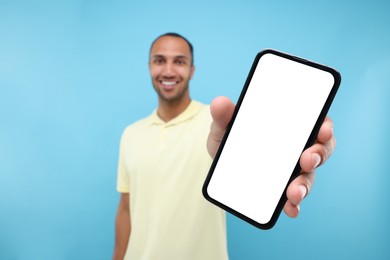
[153,57,165,64]
[175,59,186,65]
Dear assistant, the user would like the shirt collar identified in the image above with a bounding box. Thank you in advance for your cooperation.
[147,100,202,127]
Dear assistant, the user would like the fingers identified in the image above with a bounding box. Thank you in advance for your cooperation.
[284,117,335,217]
[317,116,334,144]
[284,170,316,218]
[284,200,300,218]
[207,96,235,158]
[300,116,336,173]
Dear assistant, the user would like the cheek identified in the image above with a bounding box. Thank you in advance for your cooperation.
[179,68,193,79]
[149,67,161,79]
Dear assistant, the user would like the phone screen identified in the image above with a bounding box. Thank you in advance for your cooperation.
[203,49,341,229]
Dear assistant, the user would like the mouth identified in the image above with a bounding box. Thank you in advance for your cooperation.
[160,80,179,90]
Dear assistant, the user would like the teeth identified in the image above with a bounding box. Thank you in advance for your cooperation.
[162,81,177,86]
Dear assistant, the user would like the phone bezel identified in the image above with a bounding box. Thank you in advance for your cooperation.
[202,49,341,230]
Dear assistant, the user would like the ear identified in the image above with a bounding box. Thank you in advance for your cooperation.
[190,65,195,79]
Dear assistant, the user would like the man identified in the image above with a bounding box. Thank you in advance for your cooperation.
[113,33,336,260]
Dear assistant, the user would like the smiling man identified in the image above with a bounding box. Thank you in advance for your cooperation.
[113,33,336,260]
[149,35,194,121]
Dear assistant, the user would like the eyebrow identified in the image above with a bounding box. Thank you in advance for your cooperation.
[151,54,190,60]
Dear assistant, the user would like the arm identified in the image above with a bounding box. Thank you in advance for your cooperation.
[113,193,130,260]
[207,96,336,218]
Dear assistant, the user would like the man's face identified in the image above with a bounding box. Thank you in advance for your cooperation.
[149,36,194,104]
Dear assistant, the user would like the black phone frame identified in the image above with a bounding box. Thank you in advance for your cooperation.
[202,49,341,230]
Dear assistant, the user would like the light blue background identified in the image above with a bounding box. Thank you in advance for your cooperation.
[1,0,389,259]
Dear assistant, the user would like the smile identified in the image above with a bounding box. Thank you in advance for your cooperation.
[161,81,178,86]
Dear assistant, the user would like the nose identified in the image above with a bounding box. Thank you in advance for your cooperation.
[162,61,175,77]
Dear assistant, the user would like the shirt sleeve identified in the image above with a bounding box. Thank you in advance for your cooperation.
[116,130,130,193]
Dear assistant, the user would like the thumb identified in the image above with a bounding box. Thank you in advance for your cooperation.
[207,96,235,158]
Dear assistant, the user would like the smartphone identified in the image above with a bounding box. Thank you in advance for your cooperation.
[202,49,341,230]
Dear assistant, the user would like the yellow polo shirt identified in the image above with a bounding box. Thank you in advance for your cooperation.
[117,100,228,260]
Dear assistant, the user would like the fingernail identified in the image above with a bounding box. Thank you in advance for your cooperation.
[299,185,307,200]
[312,153,321,168]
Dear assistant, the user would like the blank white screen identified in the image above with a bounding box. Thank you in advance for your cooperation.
[207,53,335,224]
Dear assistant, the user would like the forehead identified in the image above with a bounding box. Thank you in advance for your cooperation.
[150,36,191,58]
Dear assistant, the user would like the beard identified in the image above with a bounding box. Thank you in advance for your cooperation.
[153,80,190,104]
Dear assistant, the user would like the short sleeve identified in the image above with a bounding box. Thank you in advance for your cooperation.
[116,131,130,193]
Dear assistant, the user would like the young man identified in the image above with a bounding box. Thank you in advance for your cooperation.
[113,33,336,260]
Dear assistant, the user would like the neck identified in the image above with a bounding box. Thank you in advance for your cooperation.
[157,97,191,122]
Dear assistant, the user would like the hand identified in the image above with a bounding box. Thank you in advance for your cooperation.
[207,96,336,218]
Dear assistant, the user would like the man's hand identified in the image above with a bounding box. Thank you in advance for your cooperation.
[206,96,336,218]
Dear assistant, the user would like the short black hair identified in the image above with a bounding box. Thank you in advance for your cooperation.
[149,32,194,65]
